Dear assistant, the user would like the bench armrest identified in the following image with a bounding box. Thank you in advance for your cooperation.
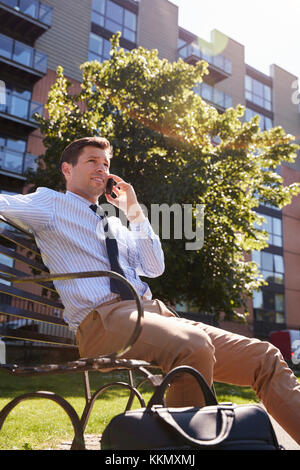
[4,270,144,359]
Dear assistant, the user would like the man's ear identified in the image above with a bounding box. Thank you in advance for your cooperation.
[61,162,72,180]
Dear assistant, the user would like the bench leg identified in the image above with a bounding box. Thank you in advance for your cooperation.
[71,381,145,450]
[124,370,136,411]
[83,371,91,403]
[0,391,85,450]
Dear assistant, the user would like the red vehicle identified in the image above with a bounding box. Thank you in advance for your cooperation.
[269,329,300,368]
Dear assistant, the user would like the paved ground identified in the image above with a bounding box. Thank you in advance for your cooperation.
[269,415,299,450]
[56,434,101,450]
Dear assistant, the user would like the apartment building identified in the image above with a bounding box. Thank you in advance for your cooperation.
[0,0,299,340]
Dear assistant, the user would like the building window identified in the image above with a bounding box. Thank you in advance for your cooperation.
[253,290,285,323]
[178,42,232,75]
[0,136,28,174]
[254,214,282,247]
[88,31,129,62]
[0,83,31,118]
[245,107,273,131]
[194,82,232,109]
[178,38,187,49]
[0,33,48,74]
[252,250,284,285]
[91,0,137,43]
[0,189,19,287]
[0,252,14,286]
[88,32,111,62]
[0,136,26,153]
[253,290,284,311]
[1,0,53,25]
[245,75,272,111]
[0,83,42,122]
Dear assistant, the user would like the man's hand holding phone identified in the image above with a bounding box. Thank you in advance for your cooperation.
[105,174,145,223]
[105,177,117,197]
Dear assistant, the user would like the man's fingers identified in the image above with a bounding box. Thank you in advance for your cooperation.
[112,186,121,196]
[107,174,131,189]
[105,193,119,204]
[107,173,123,183]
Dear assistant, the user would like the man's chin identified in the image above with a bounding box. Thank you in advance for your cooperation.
[90,182,105,194]
[94,188,105,198]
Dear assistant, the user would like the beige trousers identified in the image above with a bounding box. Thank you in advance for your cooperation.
[76,298,300,444]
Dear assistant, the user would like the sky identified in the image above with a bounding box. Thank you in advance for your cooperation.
[171,0,300,82]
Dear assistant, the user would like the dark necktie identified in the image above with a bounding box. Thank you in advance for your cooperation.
[90,204,134,300]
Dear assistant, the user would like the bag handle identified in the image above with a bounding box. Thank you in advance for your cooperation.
[147,366,218,409]
[154,405,235,448]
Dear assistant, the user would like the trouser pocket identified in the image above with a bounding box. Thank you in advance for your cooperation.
[76,310,106,358]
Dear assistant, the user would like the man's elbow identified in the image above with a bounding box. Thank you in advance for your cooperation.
[147,261,165,278]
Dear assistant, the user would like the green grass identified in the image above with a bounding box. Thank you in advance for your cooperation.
[0,370,298,450]
[0,370,150,450]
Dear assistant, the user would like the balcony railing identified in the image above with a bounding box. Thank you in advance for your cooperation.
[0,88,43,123]
[0,146,37,175]
[1,0,52,26]
[194,82,232,110]
[178,42,232,75]
[0,33,47,73]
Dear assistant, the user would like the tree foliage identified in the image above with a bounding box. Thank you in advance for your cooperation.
[27,33,300,321]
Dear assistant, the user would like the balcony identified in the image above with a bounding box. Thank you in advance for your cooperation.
[194,82,232,112]
[0,0,52,44]
[0,33,47,85]
[0,146,37,179]
[0,88,43,135]
[178,42,232,85]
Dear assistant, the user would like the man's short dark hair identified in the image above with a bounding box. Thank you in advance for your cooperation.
[60,136,113,170]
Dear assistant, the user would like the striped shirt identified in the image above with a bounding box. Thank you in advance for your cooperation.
[0,187,165,330]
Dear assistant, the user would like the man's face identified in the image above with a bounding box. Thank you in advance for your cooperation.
[62,145,111,202]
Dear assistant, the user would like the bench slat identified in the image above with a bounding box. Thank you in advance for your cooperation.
[0,326,75,346]
[0,217,34,239]
[0,245,48,272]
[0,284,63,309]
[0,229,41,257]
[0,263,57,292]
[0,303,66,325]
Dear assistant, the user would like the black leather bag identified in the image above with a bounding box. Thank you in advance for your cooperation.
[101,366,282,450]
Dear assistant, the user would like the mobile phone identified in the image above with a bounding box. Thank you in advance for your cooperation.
[106,178,117,196]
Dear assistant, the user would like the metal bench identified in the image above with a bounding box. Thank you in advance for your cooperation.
[0,216,164,450]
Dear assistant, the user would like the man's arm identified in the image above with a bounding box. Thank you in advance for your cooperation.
[105,175,165,277]
[0,187,54,233]
[129,217,165,277]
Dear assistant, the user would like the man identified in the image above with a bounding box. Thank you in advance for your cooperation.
[0,136,299,444]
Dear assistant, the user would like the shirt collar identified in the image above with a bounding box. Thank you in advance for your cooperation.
[65,190,97,207]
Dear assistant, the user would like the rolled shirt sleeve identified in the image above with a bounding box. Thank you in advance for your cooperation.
[129,218,165,277]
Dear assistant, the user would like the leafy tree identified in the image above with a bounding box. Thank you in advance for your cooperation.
[27,33,300,321]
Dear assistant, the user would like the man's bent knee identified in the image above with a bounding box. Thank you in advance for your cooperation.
[165,327,216,405]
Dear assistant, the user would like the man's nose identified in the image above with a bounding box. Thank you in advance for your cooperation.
[96,165,107,173]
